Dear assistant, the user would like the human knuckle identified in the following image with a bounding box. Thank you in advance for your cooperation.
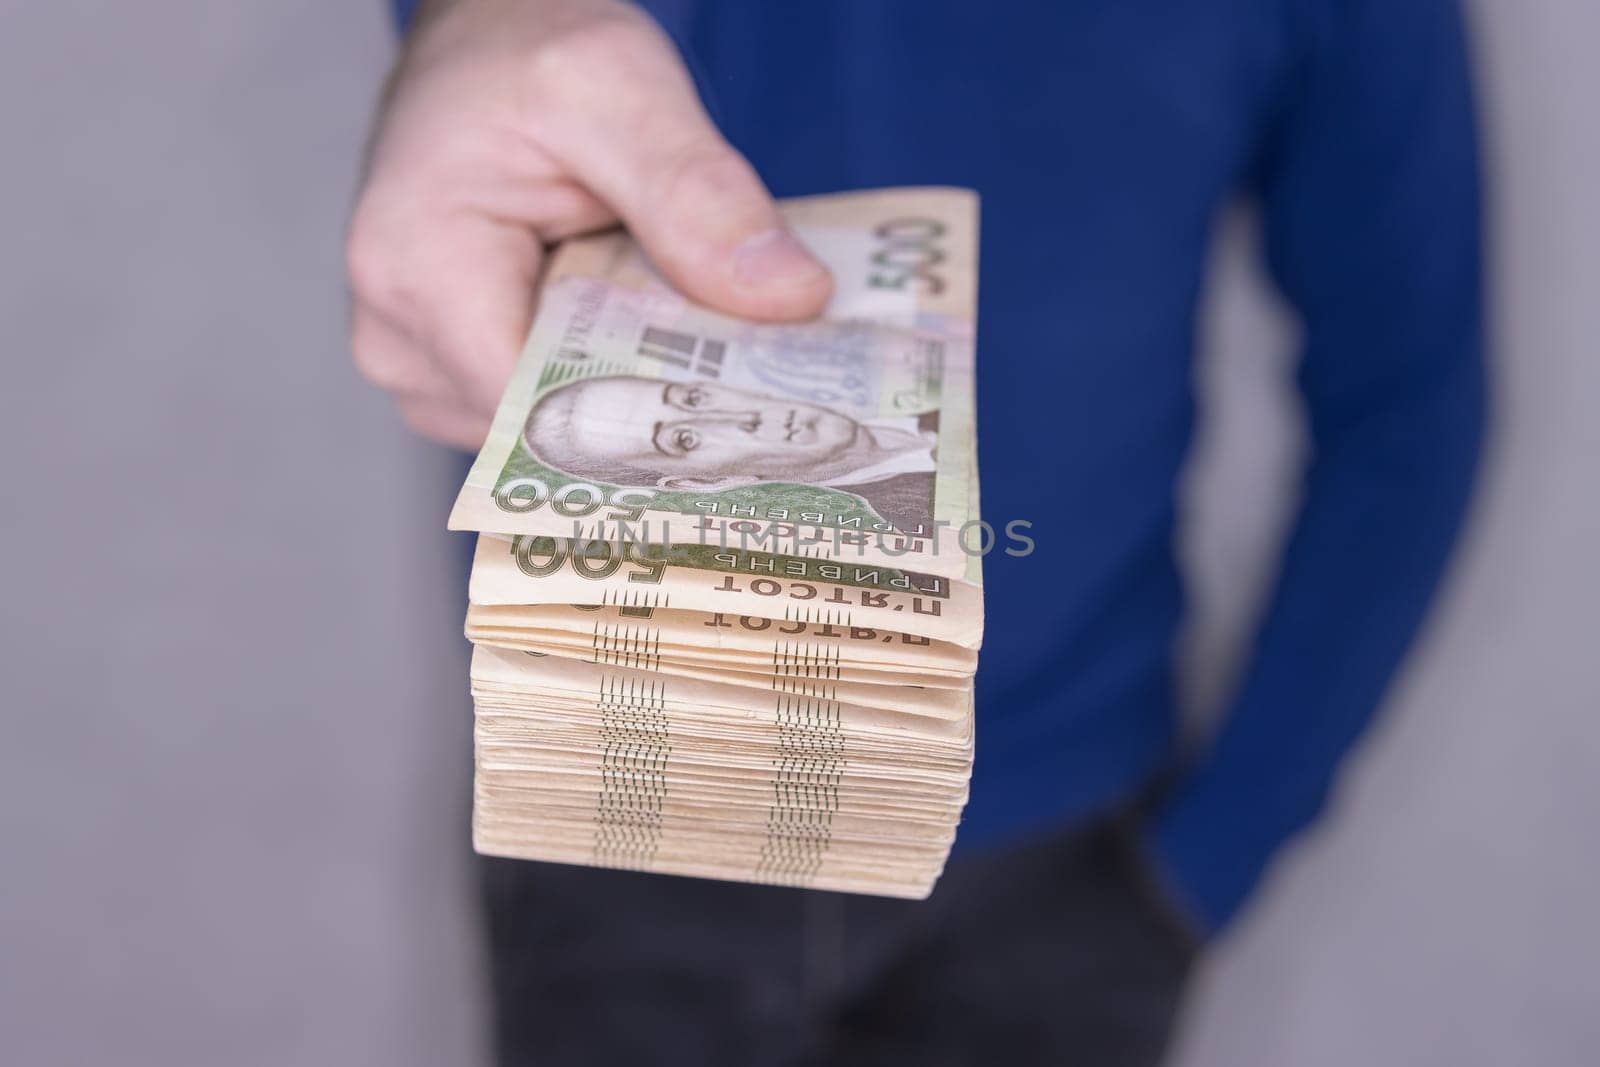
[348,322,411,395]
[653,141,751,213]
[350,339,398,390]
[344,214,399,307]
[527,8,663,95]
[399,404,436,435]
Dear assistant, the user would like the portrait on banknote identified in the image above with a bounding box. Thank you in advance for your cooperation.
[519,375,938,534]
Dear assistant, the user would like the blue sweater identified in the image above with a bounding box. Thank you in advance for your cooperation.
[396,0,1485,931]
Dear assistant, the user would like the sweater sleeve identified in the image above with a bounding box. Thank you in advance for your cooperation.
[393,0,421,31]
[1147,0,1487,932]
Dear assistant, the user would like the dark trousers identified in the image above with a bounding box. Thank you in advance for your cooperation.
[482,819,1194,1066]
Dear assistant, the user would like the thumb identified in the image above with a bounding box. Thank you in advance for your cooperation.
[627,145,836,322]
[543,24,833,320]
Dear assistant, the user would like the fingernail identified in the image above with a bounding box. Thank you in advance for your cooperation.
[732,228,827,289]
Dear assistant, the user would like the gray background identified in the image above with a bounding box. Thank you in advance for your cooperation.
[1,2,1594,1065]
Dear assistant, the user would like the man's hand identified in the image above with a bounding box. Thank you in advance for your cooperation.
[346,0,833,449]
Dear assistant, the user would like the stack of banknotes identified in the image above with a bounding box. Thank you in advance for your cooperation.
[451,188,983,898]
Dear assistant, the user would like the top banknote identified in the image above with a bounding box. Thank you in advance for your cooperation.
[450,188,980,578]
